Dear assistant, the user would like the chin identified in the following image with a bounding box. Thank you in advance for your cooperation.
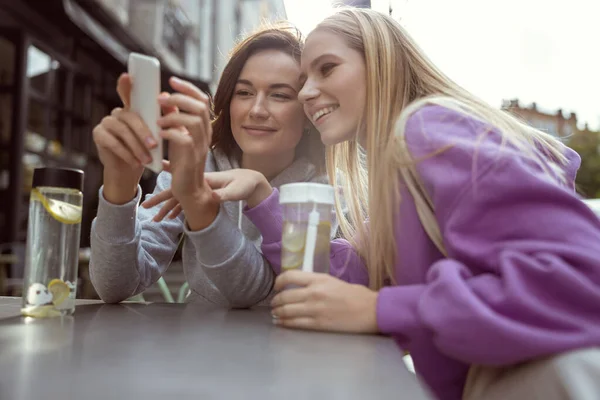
[239,144,283,156]
[318,128,354,146]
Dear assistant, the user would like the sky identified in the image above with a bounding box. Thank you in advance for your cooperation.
[283,0,600,130]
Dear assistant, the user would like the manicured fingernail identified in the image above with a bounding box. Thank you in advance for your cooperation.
[146,137,157,147]
[171,76,182,83]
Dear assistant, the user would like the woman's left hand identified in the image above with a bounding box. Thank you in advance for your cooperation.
[270,270,380,334]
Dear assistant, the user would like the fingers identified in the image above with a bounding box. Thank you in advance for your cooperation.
[273,317,317,330]
[100,114,151,166]
[92,124,139,168]
[157,113,205,137]
[159,127,192,146]
[163,78,212,143]
[204,171,231,189]
[211,187,241,203]
[271,302,314,319]
[153,197,180,222]
[112,108,158,154]
[273,270,320,292]
[157,95,211,146]
[141,188,173,209]
[116,73,132,109]
[168,76,209,102]
[270,286,310,308]
[158,93,206,115]
[141,187,183,222]
[159,92,178,116]
[169,204,182,219]
[206,171,247,202]
[162,160,171,172]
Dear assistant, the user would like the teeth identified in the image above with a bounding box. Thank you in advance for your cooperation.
[312,106,338,122]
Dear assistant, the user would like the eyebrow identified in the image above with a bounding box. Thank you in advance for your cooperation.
[236,79,298,93]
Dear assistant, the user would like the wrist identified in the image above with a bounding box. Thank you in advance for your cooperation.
[103,171,138,205]
[368,289,380,334]
[180,190,219,231]
[247,173,273,209]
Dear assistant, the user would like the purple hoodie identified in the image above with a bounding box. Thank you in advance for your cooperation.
[245,105,600,400]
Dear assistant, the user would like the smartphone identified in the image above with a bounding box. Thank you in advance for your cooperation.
[128,53,163,174]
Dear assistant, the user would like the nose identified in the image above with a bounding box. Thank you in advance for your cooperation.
[298,78,319,105]
[249,94,269,120]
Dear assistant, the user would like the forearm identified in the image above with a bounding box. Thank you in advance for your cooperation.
[89,186,143,303]
[90,224,141,303]
[90,173,186,303]
[184,205,275,308]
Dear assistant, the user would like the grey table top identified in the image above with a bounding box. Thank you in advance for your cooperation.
[0,296,432,400]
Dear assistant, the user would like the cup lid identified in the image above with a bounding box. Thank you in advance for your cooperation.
[279,182,335,205]
[32,167,84,192]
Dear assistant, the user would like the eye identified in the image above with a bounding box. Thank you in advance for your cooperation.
[272,93,292,100]
[235,89,252,97]
[320,63,336,76]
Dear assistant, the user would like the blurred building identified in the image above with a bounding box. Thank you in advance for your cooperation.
[502,98,578,139]
[0,0,286,249]
[337,0,372,7]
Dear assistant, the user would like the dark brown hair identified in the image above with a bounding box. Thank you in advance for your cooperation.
[210,22,326,174]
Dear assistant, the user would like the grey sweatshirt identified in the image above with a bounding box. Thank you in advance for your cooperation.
[89,148,330,307]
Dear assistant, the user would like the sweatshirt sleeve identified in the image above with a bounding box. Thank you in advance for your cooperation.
[376,105,600,365]
[182,202,275,308]
[89,171,184,303]
[244,189,369,285]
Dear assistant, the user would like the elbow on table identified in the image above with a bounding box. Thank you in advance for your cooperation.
[95,289,132,304]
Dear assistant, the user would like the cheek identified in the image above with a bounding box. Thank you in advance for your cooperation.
[276,105,305,144]
[229,100,245,126]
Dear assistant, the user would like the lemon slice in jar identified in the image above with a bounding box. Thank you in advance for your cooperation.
[282,223,306,253]
[282,251,304,270]
[31,188,82,224]
[21,305,62,318]
[48,279,70,306]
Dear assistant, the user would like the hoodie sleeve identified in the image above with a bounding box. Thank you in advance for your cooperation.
[89,171,184,303]
[181,200,275,308]
[245,189,369,285]
[376,105,600,365]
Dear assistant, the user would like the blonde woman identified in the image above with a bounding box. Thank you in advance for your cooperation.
[197,8,600,400]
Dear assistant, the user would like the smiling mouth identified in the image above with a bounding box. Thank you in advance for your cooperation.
[243,126,277,136]
[312,105,339,123]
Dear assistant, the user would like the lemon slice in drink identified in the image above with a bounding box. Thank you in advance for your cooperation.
[21,305,62,318]
[282,223,306,253]
[31,188,82,224]
[282,251,304,270]
[48,279,70,306]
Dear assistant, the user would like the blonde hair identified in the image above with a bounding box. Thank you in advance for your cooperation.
[317,8,568,290]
